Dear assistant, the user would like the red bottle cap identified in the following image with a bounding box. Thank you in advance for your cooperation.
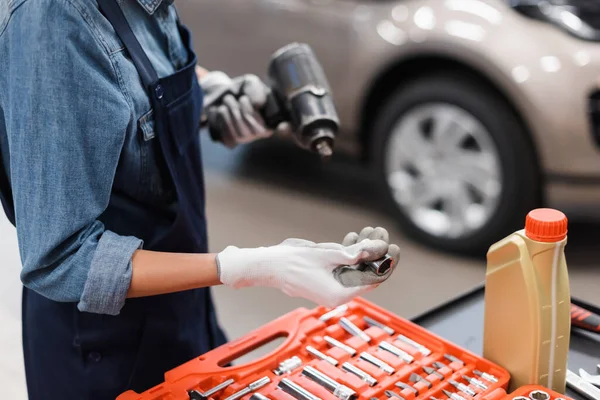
[525,208,568,242]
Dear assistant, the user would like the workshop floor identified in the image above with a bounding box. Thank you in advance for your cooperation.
[1,136,599,398]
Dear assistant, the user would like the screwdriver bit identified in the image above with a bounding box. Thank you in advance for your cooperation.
[462,374,488,390]
[443,389,467,400]
[320,305,348,322]
[306,346,338,366]
[396,334,431,356]
[410,373,432,388]
[395,381,418,395]
[379,341,414,363]
[363,316,395,335]
[339,317,371,342]
[449,379,477,397]
[444,354,465,366]
[432,361,447,370]
[423,366,444,379]
[359,352,395,375]
[324,336,356,356]
[473,370,498,383]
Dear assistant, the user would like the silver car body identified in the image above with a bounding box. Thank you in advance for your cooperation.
[179,0,600,217]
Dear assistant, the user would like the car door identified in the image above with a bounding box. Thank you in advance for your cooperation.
[177,0,353,96]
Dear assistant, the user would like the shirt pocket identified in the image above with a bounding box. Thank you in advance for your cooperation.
[137,109,176,205]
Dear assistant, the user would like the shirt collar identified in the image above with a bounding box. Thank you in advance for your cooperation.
[136,0,173,15]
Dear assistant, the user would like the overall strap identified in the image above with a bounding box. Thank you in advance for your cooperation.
[97,0,159,89]
[0,152,15,225]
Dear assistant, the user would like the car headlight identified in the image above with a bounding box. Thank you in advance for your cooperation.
[509,0,600,41]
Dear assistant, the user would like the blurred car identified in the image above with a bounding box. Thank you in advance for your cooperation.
[178,0,600,254]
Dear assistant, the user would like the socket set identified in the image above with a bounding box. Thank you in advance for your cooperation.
[507,385,573,400]
[117,297,510,400]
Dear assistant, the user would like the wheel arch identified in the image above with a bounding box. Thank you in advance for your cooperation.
[358,54,541,187]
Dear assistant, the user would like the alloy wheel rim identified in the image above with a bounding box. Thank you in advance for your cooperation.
[385,103,502,239]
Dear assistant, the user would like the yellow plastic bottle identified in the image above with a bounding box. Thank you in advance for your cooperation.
[483,208,570,393]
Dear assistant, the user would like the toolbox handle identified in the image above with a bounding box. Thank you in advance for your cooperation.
[165,307,313,380]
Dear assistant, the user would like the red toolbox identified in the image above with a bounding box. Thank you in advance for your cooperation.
[118,297,515,400]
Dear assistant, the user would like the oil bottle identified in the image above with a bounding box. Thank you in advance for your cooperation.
[483,208,570,393]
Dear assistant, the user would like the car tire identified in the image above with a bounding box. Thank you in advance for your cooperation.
[371,72,539,255]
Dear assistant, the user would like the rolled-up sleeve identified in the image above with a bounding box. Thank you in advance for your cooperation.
[2,1,141,315]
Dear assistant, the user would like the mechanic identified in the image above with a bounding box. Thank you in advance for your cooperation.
[0,1,400,399]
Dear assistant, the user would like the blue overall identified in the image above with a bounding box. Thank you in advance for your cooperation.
[0,1,227,398]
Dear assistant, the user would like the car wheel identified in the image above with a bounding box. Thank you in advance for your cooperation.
[371,73,539,255]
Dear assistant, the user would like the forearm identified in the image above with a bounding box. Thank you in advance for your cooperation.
[127,250,221,298]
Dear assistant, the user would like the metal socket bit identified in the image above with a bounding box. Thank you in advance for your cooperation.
[190,379,235,399]
[359,352,395,375]
[396,381,418,395]
[274,356,302,376]
[320,304,348,322]
[324,336,356,356]
[379,341,414,363]
[513,397,530,400]
[339,317,371,342]
[431,397,442,400]
[528,391,550,400]
[278,378,322,400]
[224,377,271,400]
[449,380,477,397]
[306,346,338,366]
[250,394,270,400]
[462,375,488,390]
[385,391,406,400]
[342,362,377,387]
[363,316,395,335]
[397,334,431,356]
[410,373,432,388]
[443,389,467,400]
[302,366,357,400]
[444,354,465,366]
[567,369,600,400]
[423,366,444,379]
[473,370,498,383]
[360,255,393,276]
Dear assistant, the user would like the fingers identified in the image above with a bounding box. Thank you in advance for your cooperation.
[388,244,401,270]
[369,227,389,243]
[344,239,388,263]
[342,232,359,246]
[357,226,374,242]
[239,74,269,107]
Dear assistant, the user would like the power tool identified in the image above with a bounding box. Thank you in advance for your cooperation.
[204,42,340,160]
[262,42,339,159]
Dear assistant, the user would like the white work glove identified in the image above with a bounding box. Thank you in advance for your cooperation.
[216,227,400,308]
[200,70,290,148]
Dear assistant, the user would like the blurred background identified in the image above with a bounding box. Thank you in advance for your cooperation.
[2,0,600,398]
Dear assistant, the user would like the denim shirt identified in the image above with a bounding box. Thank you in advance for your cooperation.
[0,0,191,315]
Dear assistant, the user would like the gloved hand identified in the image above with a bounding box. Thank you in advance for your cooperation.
[216,227,400,308]
[200,70,289,148]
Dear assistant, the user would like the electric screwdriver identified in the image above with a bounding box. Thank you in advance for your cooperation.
[204,42,340,160]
